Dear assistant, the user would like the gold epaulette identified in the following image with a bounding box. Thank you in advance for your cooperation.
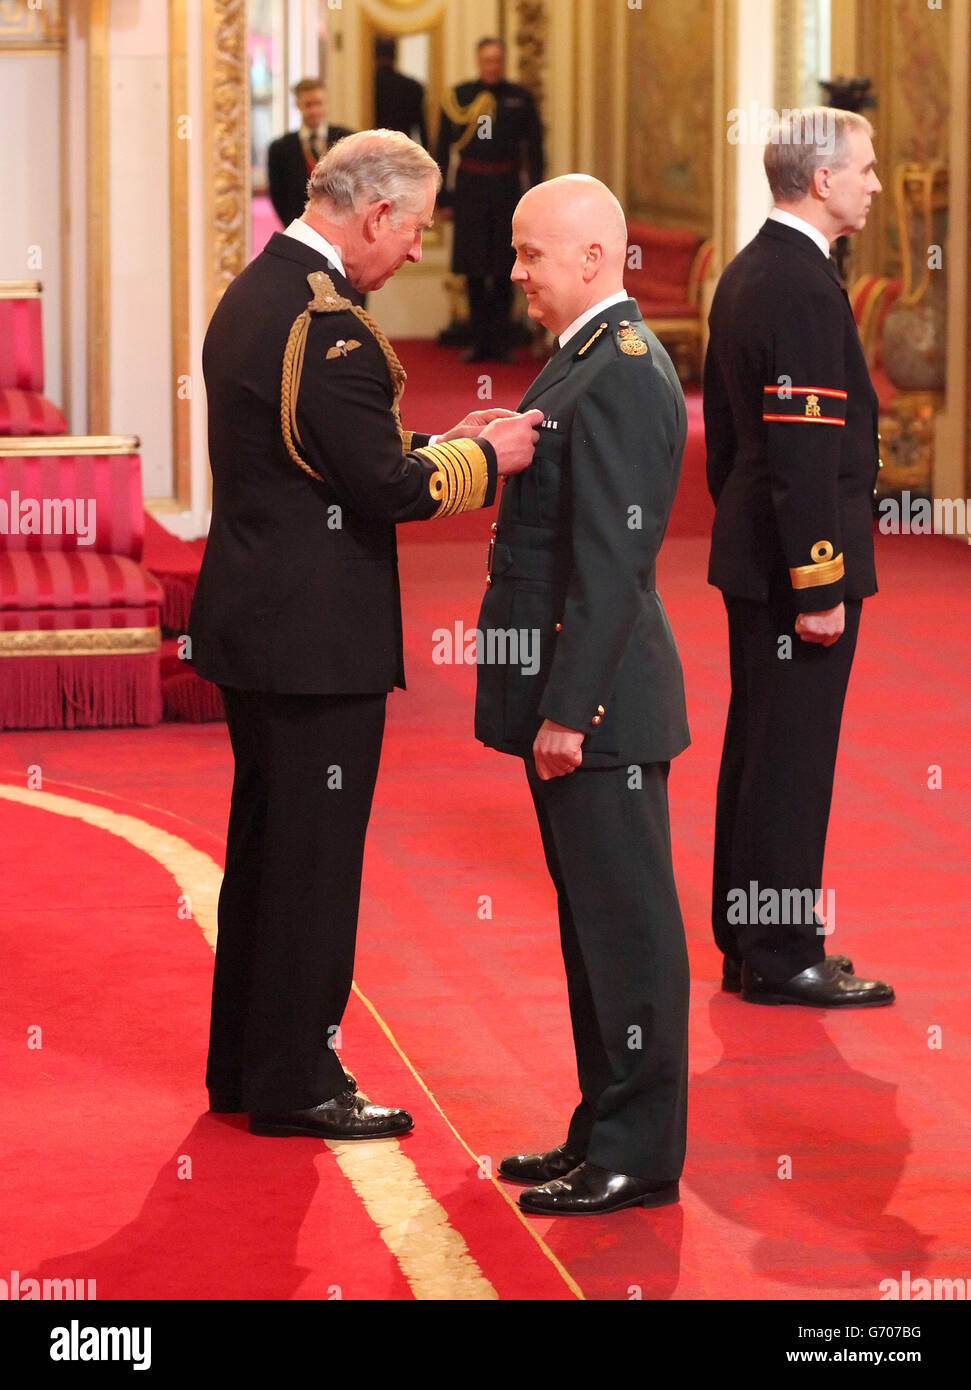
[282,271,408,482]
[790,539,845,589]
[415,439,490,518]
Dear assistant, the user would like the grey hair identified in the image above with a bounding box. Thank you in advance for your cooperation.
[306,129,441,224]
[763,107,874,202]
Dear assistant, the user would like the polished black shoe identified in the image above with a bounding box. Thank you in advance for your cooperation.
[721,954,853,993]
[741,958,894,1007]
[249,1088,413,1139]
[518,1161,679,1215]
[498,1142,583,1186]
[209,1066,357,1114]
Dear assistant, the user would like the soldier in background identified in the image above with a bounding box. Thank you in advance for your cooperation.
[435,37,544,363]
[374,36,428,147]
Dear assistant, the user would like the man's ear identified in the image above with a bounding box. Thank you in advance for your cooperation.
[811,165,832,202]
[582,242,604,283]
[363,199,393,243]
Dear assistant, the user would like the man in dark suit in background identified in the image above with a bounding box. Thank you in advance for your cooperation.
[435,37,544,362]
[704,107,894,1007]
[190,130,542,1141]
[266,78,354,228]
[476,176,691,1215]
[374,36,427,147]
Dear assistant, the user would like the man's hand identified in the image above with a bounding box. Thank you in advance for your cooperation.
[480,408,544,476]
[437,407,520,443]
[795,603,845,646]
[533,719,585,780]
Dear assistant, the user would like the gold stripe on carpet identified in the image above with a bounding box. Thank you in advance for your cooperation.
[0,784,514,1302]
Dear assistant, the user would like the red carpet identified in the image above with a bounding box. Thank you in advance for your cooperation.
[0,526,968,1306]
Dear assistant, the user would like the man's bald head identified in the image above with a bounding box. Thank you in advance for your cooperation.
[511,175,629,337]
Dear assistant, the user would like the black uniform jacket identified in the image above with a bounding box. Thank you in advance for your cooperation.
[705,219,879,612]
[375,67,428,147]
[475,301,690,769]
[266,127,354,227]
[434,80,544,277]
[189,233,496,695]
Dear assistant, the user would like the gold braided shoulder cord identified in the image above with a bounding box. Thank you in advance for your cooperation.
[280,270,489,517]
[281,270,409,481]
[440,89,498,154]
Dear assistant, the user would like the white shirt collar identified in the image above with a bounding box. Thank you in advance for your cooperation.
[558,290,631,350]
[283,219,346,278]
[769,208,831,260]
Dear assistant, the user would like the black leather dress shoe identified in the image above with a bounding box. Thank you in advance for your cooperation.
[249,1088,413,1139]
[209,1066,357,1114]
[741,958,894,1007]
[518,1161,679,1215]
[721,954,853,993]
[498,1143,583,1185]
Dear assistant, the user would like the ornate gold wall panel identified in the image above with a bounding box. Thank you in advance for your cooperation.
[0,0,64,48]
[170,0,190,508]
[513,0,547,111]
[625,0,714,233]
[852,0,950,280]
[204,0,249,318]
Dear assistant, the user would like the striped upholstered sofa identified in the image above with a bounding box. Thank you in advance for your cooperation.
[0,435,162,728]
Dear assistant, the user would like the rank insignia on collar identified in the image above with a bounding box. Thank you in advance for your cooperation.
[576,321,609,358]
[326,338,361,359]
[617,320,647,356]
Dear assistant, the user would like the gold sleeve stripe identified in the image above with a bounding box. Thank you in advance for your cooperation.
[400,429,414,453]
[417,438,489,517]
[790,552,845,589]
[763,413,846,426]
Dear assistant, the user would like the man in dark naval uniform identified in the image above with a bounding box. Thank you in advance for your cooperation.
[434,36,544,362]
[476,176,691,1215]
[705,107,894,1007]
[266,78,354,228]
[374,36,428,147]
[190,130,541,1141]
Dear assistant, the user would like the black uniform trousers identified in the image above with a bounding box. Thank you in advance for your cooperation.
[712,594,862,984]
[466,274,513,358]
[525,760,689,1180]
[206,687,386,1111]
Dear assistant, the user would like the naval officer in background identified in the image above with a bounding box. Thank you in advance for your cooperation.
[705,107,894,1007]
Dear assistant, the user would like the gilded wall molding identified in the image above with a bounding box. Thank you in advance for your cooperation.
[0,0,64,49]
[513,0,548,111]
[204,0,249,318]
[170,0,190,508]
[87,0,110,435]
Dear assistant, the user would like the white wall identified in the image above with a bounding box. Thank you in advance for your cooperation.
[0,52,65,419]
[107,0,173,498]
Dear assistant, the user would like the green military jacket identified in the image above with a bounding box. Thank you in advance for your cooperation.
[474,299,690,769]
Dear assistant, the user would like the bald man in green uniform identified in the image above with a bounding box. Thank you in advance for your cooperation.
[475,176,690,1215]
